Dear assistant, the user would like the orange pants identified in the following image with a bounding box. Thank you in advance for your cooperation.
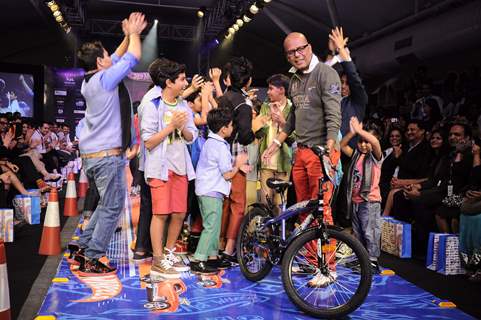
[221,171,246,240]
[292,147,340,267]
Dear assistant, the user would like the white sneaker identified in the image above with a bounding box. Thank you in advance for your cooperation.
[307,272,337,288]
[164,247,190,272]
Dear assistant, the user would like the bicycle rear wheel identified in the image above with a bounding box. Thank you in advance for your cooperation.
[236,207,274,281]
[281,228,372,318]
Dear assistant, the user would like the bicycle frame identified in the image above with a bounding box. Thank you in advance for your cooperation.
[257,146,334,253]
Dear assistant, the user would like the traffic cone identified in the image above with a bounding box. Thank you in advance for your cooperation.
[64,173,78,217]
[39,189,61,256]
[0,240,11,320]
[78,169,88,199]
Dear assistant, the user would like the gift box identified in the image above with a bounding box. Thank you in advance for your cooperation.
[381,217,412,258]
[426,232,448,271]
[14,191,41,225]
[437,234,465,275]
[0,208,14,242]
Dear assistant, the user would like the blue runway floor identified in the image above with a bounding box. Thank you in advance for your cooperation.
[36,195,475,320]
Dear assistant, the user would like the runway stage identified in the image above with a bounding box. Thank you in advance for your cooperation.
[36,195,475,320]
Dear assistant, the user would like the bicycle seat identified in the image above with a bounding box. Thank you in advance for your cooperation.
[266,178,291,192]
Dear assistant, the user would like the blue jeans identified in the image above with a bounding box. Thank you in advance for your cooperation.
[78,155,126,259]
[352,202,381,260]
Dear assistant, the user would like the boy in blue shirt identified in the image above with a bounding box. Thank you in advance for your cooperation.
[191,107,247,274]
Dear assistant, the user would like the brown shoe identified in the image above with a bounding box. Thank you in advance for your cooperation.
[150,255,181,279]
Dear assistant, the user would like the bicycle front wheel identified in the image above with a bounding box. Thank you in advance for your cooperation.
[281,228,372,319]
[236,207,274,281]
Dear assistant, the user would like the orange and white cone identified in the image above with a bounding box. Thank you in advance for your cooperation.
[39,189,61,256]
[0,240,11,320]
[78,169,88,199]
[64,173,78,217]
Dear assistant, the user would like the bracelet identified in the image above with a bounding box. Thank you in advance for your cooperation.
[273,139,281,147]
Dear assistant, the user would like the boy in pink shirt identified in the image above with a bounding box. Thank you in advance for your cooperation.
[341,117,383,273]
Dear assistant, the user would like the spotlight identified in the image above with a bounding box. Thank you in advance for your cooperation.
[262,0,272,3]
[46,1,56,8]
[55,14,64,22]
[236,19,244,27]
[249,4,259,14]
[228,27,235,35]
[53,10,62,18]
[225,33,232,40]
[197,6,205,18]
[243,15,252,23]
[49,4,59,12]
[154,19,158,23]
[233,24,239,31]
[214,38,220,45]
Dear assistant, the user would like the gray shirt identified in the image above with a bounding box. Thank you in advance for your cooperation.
[284,60,342,145]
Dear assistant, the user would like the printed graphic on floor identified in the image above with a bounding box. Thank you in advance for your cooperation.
[37,195,475,320]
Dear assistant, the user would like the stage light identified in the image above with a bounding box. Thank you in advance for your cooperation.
[225,33,232,40]
[243,15,252,23]
[197,7,205,18]
[228,27,235,35]
[55,14,64,22]
[154,19,158,23]
[249,4,259,14]
[263,0,272,3]
[233,24,239,31]
[53,10,62,18]
[50,4,59,12]
[236,19,244,27]
[214,38,220,45]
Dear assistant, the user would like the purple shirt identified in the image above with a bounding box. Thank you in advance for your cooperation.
[79,52,138,154]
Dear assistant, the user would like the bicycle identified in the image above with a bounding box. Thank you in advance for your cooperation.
[236,145,372,319]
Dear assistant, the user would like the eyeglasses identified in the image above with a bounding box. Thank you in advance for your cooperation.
[285,43,309,58]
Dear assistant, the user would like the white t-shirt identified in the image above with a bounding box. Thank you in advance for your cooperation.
[30,130,46,154]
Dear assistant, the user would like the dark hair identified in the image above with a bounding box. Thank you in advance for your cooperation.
[62,124,70,129]
[77,41,105,71]
[267,74,290,94]
[216,95,234,111]
[207,107,232,134]
[184,91,199,103]
[364,122,382,140]
[224,56,253,89]
[449,121,472,139]
[148,58,186,89]
[407,119,426,131]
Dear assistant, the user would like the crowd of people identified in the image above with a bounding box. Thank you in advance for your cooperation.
[0,111,76,218]
[2,12,480,286]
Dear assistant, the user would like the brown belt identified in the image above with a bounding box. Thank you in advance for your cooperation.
[81,148,122,159]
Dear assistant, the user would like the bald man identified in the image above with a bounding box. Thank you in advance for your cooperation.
[262,33,342,287]
[263,32,341,211]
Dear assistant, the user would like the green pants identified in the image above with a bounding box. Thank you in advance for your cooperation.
[193,196,223,261]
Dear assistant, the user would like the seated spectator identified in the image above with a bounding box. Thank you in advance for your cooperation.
[434,123,473,233]
[399,122,473,254]
[380,127,403,208]
[383,120,430,216]
[459,140,481,282]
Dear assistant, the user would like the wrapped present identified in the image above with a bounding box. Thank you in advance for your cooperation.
[381,217,412,258]
[26,190,41,224]
[13,192,41,225]
[0,208,14,242]
[426,232,448,271]
[437,234,465,275]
